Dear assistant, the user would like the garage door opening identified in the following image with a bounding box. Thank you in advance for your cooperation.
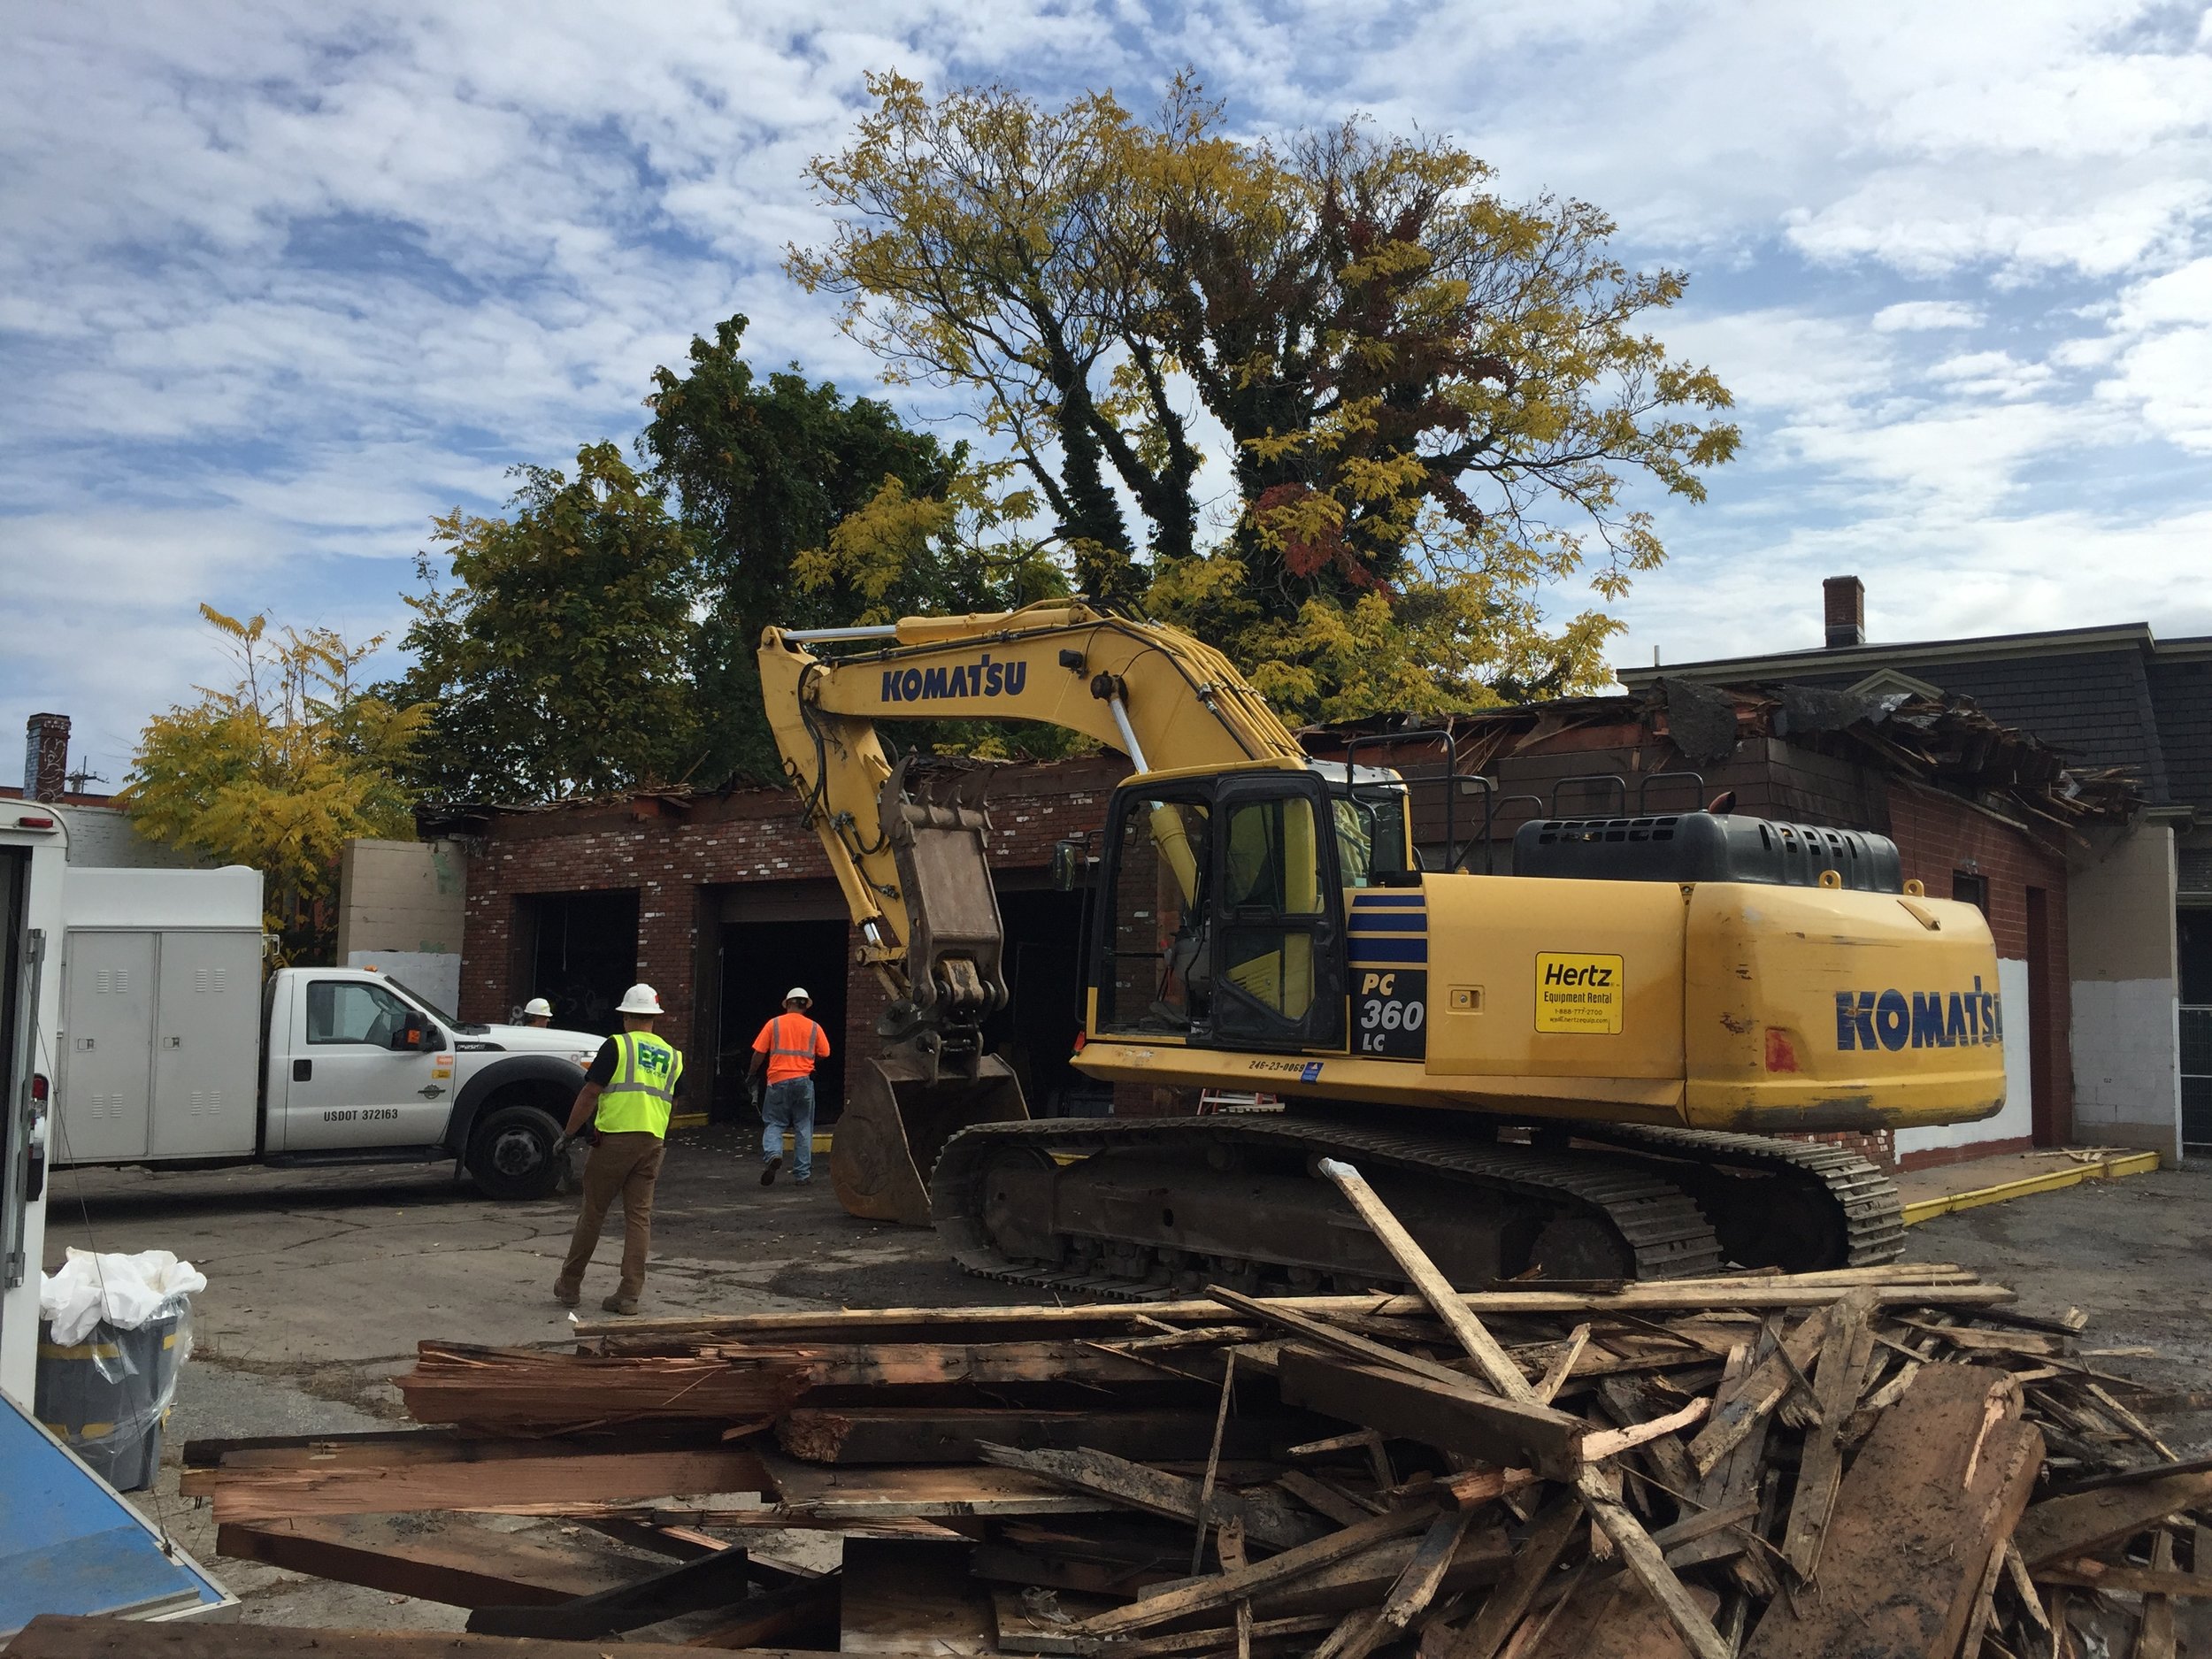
[716,919,849,1125]
[987,887,1101,1117]
[518,889,639,1037]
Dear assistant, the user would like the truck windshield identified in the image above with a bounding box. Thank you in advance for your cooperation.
[379,977,488,1035]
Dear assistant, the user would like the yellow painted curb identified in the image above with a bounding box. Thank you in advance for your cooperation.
[1901,1148,2162,1225]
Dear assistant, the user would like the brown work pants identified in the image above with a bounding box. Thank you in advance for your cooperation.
[555,1132,665,1301]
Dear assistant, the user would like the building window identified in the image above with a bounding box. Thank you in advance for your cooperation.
[1952,872,1989,916]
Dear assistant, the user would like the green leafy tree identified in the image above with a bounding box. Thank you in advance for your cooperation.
[385,442,705,802]
[124,606,429,963]
[793,75,1739,720]
[639,314,1058,780]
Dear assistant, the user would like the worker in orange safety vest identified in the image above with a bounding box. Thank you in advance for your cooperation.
[749,987,830,1187]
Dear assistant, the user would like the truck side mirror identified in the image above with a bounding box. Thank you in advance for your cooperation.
[1051,839,1083,892]
[393,1021,426,1053]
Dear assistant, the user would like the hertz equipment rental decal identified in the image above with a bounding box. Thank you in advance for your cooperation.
[1534,953,1624,1034]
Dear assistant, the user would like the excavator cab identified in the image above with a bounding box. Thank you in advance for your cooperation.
[1092,767,1350,1054]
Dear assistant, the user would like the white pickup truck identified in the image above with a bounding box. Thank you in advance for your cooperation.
[52,866,597,1200]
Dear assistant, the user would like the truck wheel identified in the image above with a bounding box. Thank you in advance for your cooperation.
[467,1103,565,1201]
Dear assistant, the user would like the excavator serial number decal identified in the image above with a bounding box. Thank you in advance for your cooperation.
[1356,970,1427,1057]
[1534,953,1624,1034]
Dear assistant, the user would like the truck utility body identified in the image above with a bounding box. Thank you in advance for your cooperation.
[51,868,592,1201]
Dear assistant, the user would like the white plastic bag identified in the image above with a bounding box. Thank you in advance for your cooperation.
[38,1248,207,1346]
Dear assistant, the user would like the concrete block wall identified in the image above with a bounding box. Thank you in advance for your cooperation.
[337,838,469,958]
[2066,821,2181,1161]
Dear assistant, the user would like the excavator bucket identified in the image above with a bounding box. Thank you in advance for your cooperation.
[830,1052,1027,1225]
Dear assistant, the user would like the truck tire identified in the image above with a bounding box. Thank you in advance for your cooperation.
[466,1102,565,1201]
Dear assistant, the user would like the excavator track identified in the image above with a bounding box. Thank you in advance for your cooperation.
[930,1116,1727,1301]
[1563,1122,1906,1270]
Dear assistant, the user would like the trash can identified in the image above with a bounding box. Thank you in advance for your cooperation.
[34,1301,189,1492]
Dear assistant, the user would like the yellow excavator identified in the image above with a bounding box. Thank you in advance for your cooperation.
[759,602,2006,1292]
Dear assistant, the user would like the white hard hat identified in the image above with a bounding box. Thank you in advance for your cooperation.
[617,983,664,1016]
[522,997,553,1019]
[785,986,811,1003]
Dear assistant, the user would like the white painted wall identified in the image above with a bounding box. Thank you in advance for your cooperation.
[1897,956,2033,1158]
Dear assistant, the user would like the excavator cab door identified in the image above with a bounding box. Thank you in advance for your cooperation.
[1206,772,1348,1052]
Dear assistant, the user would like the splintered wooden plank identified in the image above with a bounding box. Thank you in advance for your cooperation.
[777,1408,1288,1466]
[1685,1308,1832,1477]
[206,1447,772,1524]
[841,1537,998,1655]
[1744,1364,2043,1659]
[1439,1495,1585,1659]
[1778,1288,1878,1578]
[213,1513,657,1609]
[2012,1470,2212,1569]
[768,1457,1118,1520]
[777,1340,1175,1389]
[976,1444,1317,1551]
[1275,1347,1586,1479]
[1077,1504,1444,1637]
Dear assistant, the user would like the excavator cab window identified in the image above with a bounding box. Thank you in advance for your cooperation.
[1097,795,1213,1035]
[1091,774,1348,1051]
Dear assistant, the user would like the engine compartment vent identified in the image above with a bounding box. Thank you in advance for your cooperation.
[1511,811,1903,892]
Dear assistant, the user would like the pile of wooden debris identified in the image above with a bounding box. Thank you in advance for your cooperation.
[11,1168,2207,1659]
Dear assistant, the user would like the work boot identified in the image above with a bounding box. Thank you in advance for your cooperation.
[552,1282,579,1308]
[600,1293,639,1315]
[760,1155,783,1187]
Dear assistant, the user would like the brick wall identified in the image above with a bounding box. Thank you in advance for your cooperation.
[458,756,1131,1074]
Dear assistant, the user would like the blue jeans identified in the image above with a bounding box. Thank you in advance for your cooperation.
[761,1077,815,1181]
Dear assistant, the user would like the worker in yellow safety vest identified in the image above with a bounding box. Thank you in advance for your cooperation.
[554,983,684,1315]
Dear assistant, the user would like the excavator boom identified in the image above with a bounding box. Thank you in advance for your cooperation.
[759,603,1309,1221]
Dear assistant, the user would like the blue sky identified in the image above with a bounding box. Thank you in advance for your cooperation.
[7,2,2212,786]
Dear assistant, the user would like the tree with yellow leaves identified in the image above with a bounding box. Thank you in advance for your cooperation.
[793,75,1739,721]
[124,606,430,963]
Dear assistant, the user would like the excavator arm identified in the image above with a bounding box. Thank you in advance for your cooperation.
[757,602,1310,1222]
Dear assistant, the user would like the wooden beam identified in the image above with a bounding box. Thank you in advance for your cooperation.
[396,1341,808,1431]
[976,1443,1317,1552]
[204,1447,772,1524]
[1075,1503,1443,1637]
[764,1456,1119,1520]
[213,1513,655,1609]
[776,1407,1290,1466]
[465,1545,759,1640]
[2013,1471,2212,1570]
[1684,1309,1833,1477]
[1778,1288,1878,1579]
[1275,1348,1586,1480]
[1742,1364,2043,1659]
[1,1617,777,1656]
[577,1279,2009,1343]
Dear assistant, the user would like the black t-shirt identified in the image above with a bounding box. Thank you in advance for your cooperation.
[585,1037,684,1096]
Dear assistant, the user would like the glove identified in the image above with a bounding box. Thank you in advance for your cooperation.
[552,1133,575,1158]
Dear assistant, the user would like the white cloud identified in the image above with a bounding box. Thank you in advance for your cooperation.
[9,0,2212,771]
[1872,301,1985,332]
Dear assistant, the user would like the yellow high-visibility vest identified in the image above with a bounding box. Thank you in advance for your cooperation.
[594,1031,683,1137]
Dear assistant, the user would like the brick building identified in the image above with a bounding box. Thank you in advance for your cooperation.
[427,670,2115,1169]
[1620,577,2208,1158]
[426,756,1130,1124]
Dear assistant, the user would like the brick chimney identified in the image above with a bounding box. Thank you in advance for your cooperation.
[23,713,70,803]
[1823,577,1866,649]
